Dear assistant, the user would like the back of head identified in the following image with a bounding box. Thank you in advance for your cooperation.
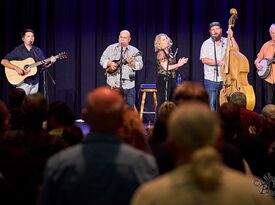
[218,102,241,138]
[62,125,84,146]
[0,101,9,133]
[149,101,176,147]
[168,102,221,191]
[8,88,26,109]
[22,93,47,130]
[48,101,75,130]
[229,91,247,108]
[173,81,209,106]
[117,104,147,151]
[262,104,275,124]
[158,101,176,118]
[83,86,124,133]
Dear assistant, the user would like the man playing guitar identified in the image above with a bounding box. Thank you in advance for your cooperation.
[1,29,56,95]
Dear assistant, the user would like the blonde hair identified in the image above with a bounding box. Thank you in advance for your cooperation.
[168,102,221,191]
[269,23,275,33]
[154,33,173,52]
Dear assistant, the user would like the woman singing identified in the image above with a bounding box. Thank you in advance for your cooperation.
[154,34,188,112]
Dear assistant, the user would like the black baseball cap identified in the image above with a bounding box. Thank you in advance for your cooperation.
[209,22,221,29]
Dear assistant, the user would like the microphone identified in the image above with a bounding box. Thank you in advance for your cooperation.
[211,35,217,41]
[119,42,127,48]
[173,48,178,58]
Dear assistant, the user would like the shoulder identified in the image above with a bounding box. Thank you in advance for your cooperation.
[33,46,44,53]
[9,44,24,53]
[262,41,272,48]
[201,38,212,48]
[119,143,158,170]
[128,45,139,52]
[221,166,268,197]
[120,143,155,162]
[15,44,25,50]
[131,173,172,205]
[106,43,118,50]
[46,144,83,169]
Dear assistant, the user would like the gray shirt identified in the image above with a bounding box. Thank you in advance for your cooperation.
[200,37,227,82]
[39,133,158,205]
[100,43,143,89]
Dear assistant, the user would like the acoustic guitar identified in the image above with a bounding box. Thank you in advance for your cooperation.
[5,52,67,85]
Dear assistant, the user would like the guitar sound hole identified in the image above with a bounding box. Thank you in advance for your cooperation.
[24,65,29,71]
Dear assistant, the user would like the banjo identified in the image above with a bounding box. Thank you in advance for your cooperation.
[257,57,274,79]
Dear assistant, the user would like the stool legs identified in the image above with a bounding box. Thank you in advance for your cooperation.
[153,92,157,113]
[140,92,147,120]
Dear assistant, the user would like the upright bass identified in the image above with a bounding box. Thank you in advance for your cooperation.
[219,8,255,110]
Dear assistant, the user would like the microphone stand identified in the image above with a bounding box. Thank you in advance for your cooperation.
[32,47,56,101]
[40,66,56,102]
[119,45,124,89]
[212,36,219,82]
[164,49,169,101]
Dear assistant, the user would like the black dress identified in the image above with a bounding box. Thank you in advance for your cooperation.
[156,50,177,113]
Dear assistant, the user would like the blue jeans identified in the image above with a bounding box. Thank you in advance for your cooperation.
[204,79,223,111]
[16,82,39,95]
[123,87,136,108]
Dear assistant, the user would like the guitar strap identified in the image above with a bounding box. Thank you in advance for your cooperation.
[32,47,48,70]
[32,47,41,62]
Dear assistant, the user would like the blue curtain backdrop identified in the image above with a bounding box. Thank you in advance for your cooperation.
[0,0,274,115]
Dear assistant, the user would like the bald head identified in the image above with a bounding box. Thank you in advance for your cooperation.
[84,87,124,132]
[119,30,131,47]
[120,30,130,37]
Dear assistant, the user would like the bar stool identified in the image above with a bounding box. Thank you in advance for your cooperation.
[139,84,157,120]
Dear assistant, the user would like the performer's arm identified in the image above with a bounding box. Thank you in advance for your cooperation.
[100,46,113,69]
[254,45,265,70]
[1,59,24,75]
[201,58,224,67]
[200,40,224,67]
[228,28,239,50]
[157,50,187,71]
[127,52,143,71]
[43,56,57,68]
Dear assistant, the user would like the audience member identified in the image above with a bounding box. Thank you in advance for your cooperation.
[117,104,150,152]
[219,102,267,177]
[39,87,158,205]
[229,91,263,136]
[131,102,274,205]
[47,101,75,137]
[0,100,37,205]
[149,101,177,174]
[7,88,26,130]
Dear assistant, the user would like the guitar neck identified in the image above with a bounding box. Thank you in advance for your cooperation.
[224,25,232,73]
[30,55,59,68]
